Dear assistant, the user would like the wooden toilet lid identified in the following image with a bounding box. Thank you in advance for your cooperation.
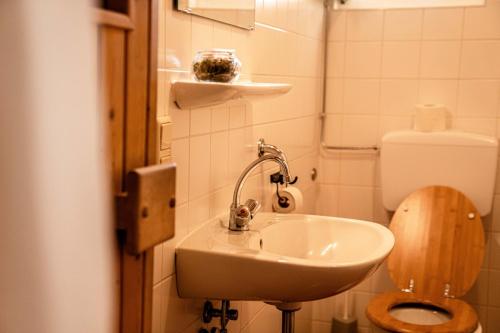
[387,186,485,298]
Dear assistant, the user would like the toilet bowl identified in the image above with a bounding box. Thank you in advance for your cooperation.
[366,186,485,333]
[369,131,498,333]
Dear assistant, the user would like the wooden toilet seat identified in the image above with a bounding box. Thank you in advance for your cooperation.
[367,186,485,333]
[366,291,478,333]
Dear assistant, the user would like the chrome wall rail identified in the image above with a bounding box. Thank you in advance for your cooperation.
[321,142,379,151]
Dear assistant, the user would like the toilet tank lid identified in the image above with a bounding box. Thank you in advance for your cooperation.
[382,130,498,147]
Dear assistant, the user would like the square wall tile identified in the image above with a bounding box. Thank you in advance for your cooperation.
[158,0,166,69]
[420,41,461,79]
[153,244,163,285]
[346,10,384,41]
[345,42,382,78]
[211,106,229,132]
[422,8,464,40]
[210,131,229,190]
[170,107,190,139]
[488,269,500,306]
[487,306,500,333]
[152,284,163,333]
[229,104,246,129]
[165,10,192,70]
[343,79,380,115]
[228,128,252,182]
[328,10,347,41]
[191,16,213,58]
[240,304,281,333]
[461,41,500,79]
[492,195,500,232]
[327,42,346,78]
[378,116,413,140]
[319,153,341,185]
[316,184,339,216]
[162,203,189,278]
[380,79,419,115]
[341,115,379,146]
[384,9,423,41]
[188,195,210,231]
[188,135,210,199]
[340,153,377,186]
[312,297,336,321]
[190,108,211,135]
[490,233,500,270]
[209,186,232,218]
[351,292,373,327]
[231,28,253,75]
[381,41,420,78]
[239,301,265,329]
[371,263,398,293]
[157,71,167,117]
[463,269,489,305]
[159,277,200,333]
[311,321,331,333]
[325,78,345,114]
[339,185,375,220]
[457,80,500,118]
[171,138,189,204]
[324,114,343,146]
[463,2,500,40]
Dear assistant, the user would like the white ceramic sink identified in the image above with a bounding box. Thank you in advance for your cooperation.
[176,213,394,303]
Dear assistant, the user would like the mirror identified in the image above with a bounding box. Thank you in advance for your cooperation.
[176,0,255,30]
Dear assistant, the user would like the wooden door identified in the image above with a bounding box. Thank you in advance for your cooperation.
[95,1,159,332]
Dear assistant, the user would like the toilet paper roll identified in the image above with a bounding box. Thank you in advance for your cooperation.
[413,104,449,132]
[272,186,304,213]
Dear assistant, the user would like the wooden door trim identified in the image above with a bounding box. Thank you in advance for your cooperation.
[94,8,134,29]
[96,1,158,332]
[121,1,158,332]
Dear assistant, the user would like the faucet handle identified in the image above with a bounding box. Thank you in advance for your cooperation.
[235,205,251,218]
[245,199,261,218]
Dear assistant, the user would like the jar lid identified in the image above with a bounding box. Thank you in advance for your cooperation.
[197,48,236,56]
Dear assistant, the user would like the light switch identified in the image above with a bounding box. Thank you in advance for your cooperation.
[160,122,172,151]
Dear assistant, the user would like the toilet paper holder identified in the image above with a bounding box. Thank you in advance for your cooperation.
[270,172,298,208]
[270,171,298,185]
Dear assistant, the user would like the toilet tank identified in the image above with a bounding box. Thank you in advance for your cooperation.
[381,130,498,216]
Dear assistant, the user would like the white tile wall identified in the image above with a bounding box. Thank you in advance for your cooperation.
[322,1,500,332]
[153,1,324,332]
[154,0,500,332]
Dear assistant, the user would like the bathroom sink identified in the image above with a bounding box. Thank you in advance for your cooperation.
[176,213,394,303]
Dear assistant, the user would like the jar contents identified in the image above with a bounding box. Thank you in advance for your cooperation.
[192,49,241,83]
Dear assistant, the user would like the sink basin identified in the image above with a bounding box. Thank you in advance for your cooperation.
[175,213,394,303]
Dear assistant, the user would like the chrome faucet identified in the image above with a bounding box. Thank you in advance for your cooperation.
[228,139,293,231]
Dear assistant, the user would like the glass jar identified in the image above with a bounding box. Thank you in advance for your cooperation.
[192,49,241,83]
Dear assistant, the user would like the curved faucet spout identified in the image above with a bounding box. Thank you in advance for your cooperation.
[231,154,291,209]
[228,141,293,231]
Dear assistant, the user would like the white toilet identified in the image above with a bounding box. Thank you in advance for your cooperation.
[367,130,498,333]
